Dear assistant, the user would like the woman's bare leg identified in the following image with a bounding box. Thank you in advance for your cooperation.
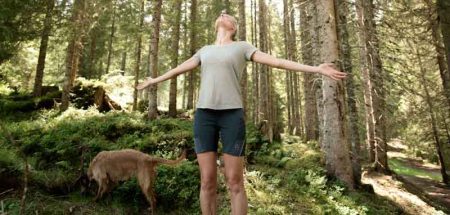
[197,152,218,215]
[223,153,247,215]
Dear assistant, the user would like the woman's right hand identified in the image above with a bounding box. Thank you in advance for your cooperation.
[136,77,155,90]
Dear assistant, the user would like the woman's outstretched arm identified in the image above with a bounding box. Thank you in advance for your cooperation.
[136,56,200,90]
[251,51,347,80]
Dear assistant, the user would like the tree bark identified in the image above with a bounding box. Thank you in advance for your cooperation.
[416,47,449,185]
[33,0,54,97]
[300,0,319,141]
[317,0,355,188]
[147,0,163,119]
[258,0,272,141]
[283,0,293,134]
[251,0,259,124]
[365,0,389,173]
[187,0,198,110]
[120,51,126,75]
[289,0,302,136]
[437,0,450,81]
[105,0,116,75]
[335,0,362,186]
[313,1,324,146]
[425,0,450,115]
[238,0,248,118]
[61,0,86,111]
[356,0,376,164]
[168,0,183,117]
[132,0,145,111]
[86,28,98,79]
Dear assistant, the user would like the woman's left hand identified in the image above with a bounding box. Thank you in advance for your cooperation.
[318,63,347,80]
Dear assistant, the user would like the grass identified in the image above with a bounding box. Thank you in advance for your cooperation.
[0,109,404,214]
[389,158,442,182]
[1,138,403,215]
[230,141,403,215]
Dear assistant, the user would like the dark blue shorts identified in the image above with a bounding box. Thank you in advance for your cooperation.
[193,108,246,157]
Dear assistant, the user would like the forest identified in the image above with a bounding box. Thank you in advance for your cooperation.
[1,0,450,214]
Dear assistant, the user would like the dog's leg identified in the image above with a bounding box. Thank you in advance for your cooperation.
[93,180,102,202]
[138,166,156,214]
[94,176,109,202]
[148,169,157,215]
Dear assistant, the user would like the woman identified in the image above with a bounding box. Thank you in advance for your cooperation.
[137,11,346,215]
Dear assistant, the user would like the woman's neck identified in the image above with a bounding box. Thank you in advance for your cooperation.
[215,28,234,45]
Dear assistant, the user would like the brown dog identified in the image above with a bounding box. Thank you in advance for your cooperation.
[87,149,186,213]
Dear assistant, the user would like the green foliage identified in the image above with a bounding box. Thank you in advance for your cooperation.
[0,81,13,95]
[244,139,402,215]
[155,162,200,213]
[0,0,43,63]
[6,108,191,169]
[0,90,60,114]
[1,190,138,214]
[0,148,23,190]
[389,158,442,181]
[31,168,79,194]
[1,113,404,214]
[0,108,194,200]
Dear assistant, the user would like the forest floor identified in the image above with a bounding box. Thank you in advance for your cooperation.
[0,108,441,214]
[362,139,449,215]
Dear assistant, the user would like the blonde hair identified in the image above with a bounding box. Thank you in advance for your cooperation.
[215,15,238,41]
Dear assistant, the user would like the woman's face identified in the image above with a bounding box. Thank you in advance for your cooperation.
[215,12,237,33]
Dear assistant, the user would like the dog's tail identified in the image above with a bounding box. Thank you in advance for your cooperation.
[152,149,186,166]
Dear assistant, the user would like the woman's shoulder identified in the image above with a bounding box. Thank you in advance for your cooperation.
[235,41,257,48]
[234,40,252,45]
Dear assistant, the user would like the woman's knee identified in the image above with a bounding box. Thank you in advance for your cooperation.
[201,175,217,191]
[197,151,218,192]
[226,174,244,194]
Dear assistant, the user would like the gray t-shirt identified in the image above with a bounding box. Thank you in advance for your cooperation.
[193,41,258,109]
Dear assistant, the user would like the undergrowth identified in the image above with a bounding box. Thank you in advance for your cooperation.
[0,108,403,214]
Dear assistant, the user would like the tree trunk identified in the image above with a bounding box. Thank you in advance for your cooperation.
[168,0,183,117]
[132,0,145,111]
[251,0,259,124]
[87,28,98,79]
[267,8,278,142]
[33,0,54,97]
[416,46,449,185]
[335,0,362,186]
[362,0,389,173]
[187,0,198,110]
[289,0,302,136]
[317,0,355,188]
[61,0,86,111]
[356,0,376,164]
[258,0,272,141]
[283,0,293,134]
[182,0,188,110]
[300,0,319,141]
[425,0,450,116]
[105,0,116,75]
[120,51,126,75]
[147,0,163,119]
[238,0,248,118]
[313,1,324,146]
[437,0,450,82]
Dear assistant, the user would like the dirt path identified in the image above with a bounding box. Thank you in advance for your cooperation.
[362,139,450,214]
[387,139,450,213]
[362,171,445,215]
